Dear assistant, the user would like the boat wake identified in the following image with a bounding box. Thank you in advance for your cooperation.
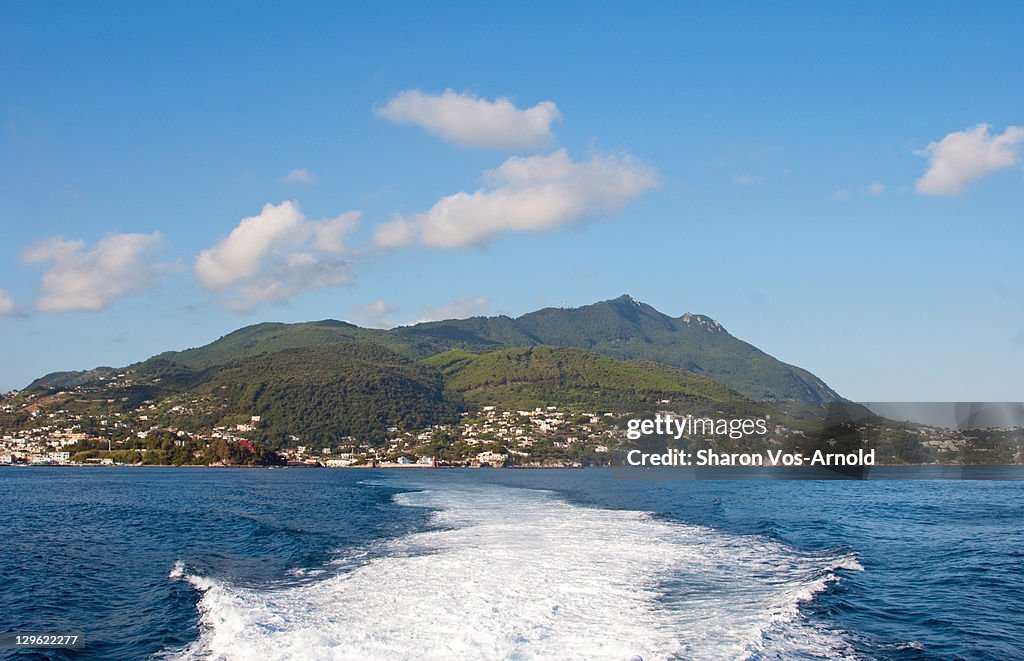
[166,482,864,660]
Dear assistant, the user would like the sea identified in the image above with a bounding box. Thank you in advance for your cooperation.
[1,466,1022,660]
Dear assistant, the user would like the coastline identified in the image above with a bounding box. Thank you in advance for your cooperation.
[4,463,1023,477]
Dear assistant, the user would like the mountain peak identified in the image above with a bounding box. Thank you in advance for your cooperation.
[601,294,656,314]
[24,295,842,405]
[602,295,724,332]
[610,293,643,306]
[679,312,724,332]
[587,294,667,326]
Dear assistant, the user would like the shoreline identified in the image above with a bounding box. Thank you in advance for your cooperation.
[3,462,1022,470]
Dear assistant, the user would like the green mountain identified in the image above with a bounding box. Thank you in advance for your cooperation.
[424,345,789,421]
[28,295,842,405]
[11,297,1001,466]
[12,294,891,455]
[197,342,458,445]
[397,295,840,403]
[24,341,459,447]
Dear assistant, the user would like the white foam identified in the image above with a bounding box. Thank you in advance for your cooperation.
[168,483,862,661]
[285,568,327,578]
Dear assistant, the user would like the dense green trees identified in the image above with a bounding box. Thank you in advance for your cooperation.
[201,343,460,447]
[13,300,1018,467]
[28,296,845,405]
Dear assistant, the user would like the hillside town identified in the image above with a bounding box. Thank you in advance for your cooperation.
[0,382,630,467]
[3,381,1021,467]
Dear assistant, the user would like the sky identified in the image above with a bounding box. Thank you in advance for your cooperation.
[1,1,1022,400]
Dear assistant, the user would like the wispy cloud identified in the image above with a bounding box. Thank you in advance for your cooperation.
[916,124,1024,195]
[278,168,319,185]
[376,89,561,150]
[372,218,418,250]
[194,201,359,310]
[21,233,166,312]
[373,149,657,249]
[0,289,16,315]
[414,297,491,323]
[351,300,399,329]
[827,188,850,203]
[351,297,492,327]
[828,182,885,202]
[732,174,764,186]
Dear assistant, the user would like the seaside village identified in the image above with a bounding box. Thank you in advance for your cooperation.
[0,383,634,467]
[282,405,624,468]
[1,378,1005,467]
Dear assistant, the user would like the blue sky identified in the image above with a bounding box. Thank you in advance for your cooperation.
[1,1,1022,400]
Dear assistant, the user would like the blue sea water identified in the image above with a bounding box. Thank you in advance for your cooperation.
[0,467,1022,660]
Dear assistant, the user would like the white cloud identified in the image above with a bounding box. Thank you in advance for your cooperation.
[195,202,305,289]
[867,181,885,196]
[314,212,361,254]
[227,254,352,312]
[194,201,360,310]
[414,297,491,323]
[278,168,319,185]
[373,150,657,249]
[350,296,491,327]
[351,299,400,329]
[916,124,1024,195]
[371,218,419,250]
[0,289,16,315]
[732,174,764,186]
[20,233,165,312]
[376,89,561,150]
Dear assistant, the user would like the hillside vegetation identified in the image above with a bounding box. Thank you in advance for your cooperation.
[13,296,861,452]
[200,343,459,445]
[33,296,841,406]
[424,346,803,427]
